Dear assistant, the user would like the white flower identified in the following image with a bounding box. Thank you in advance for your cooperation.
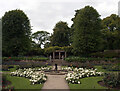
[78,81,80,84]
[10,67,49,85]
[64,67,104,84]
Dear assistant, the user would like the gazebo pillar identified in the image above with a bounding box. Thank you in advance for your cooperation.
[59,52,61,59]
[65,52,67,58]
[53,52,55,59]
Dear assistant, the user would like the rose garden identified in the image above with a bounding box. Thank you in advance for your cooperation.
[1,5,120,90]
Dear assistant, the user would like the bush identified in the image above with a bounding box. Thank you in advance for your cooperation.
[8,65,14,69]
[2,65,10,71]
[2,74,14,89]
[103,72,120,88]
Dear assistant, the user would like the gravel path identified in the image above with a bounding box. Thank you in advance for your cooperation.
[42,65,70,90]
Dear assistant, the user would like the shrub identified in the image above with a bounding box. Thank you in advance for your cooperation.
[2,65,10,71]
[8,65,14,69]
[2,74,14,89]
[103,72,120,88]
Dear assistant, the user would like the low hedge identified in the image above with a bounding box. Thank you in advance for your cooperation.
[2,57,48,61]
[65,56,119,62]
[90,50,120,58]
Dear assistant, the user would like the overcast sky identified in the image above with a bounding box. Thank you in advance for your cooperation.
[0,0,119,33]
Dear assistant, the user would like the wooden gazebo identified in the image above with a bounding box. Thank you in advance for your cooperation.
[52,50,67,59]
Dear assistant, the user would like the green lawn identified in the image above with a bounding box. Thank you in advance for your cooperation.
[6,74,43,89]
[69,77,108,89]
[94,66,109,72]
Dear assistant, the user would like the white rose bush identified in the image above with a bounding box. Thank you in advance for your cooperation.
[63,67,104,84]
[11,67,52,85]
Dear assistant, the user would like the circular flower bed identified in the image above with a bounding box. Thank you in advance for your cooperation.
[11,67,51,84]
[63,67,104,84]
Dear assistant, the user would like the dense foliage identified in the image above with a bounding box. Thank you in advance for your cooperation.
[32,31,50,48]
[101,14,120,50]
[72,6,102,56]
[2,7,120,57]
[25,48,45,56]
[103,72,120,88]
[44,46,73,56]
[2,9,31,56]
[51,21,70,47]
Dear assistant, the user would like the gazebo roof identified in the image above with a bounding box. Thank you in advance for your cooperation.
[55,50,65,52]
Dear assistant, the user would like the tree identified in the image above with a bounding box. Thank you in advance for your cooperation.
[44,42,51,48]
[101,14,120,50]
[2,9,31,56]
[32,31,50,48]
[51,21,70,47]
[72,6,102,56]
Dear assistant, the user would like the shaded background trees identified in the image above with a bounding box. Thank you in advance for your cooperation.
[32,31,50,48]
[51,21,70,47]
[2,9,31,56]
[101,14,120,50]
[2,6,120,57]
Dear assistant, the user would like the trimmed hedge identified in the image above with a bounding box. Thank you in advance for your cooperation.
[2,57,48,61]
[90,50,120,58]
[65,56,119,62]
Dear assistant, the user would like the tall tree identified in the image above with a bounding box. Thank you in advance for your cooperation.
[72,6,102,56]
[2,9,31,56]
[101,14,120,50]
[32,31,50,48]
[51,21,70,47]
